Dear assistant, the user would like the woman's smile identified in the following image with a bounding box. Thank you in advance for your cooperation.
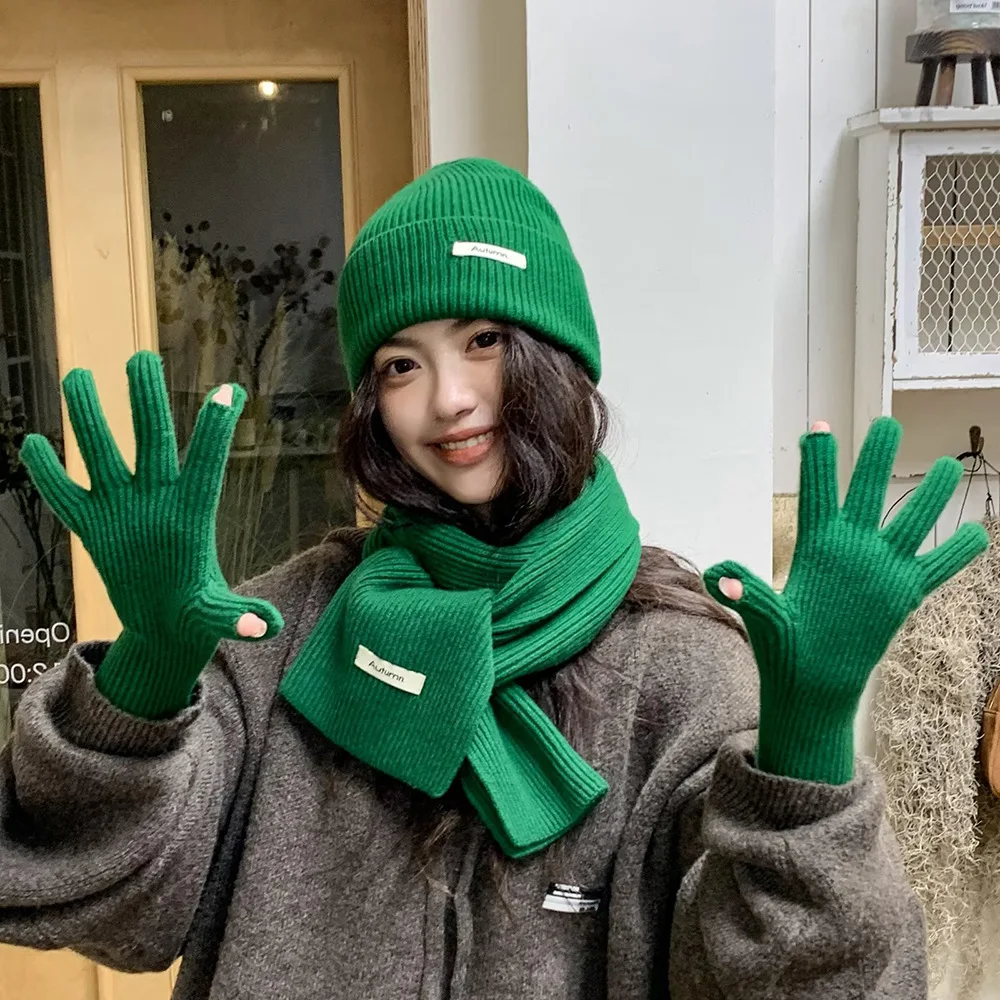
[430,428,496,466]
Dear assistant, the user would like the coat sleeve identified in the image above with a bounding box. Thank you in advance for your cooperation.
[0,537,358,975]
[639,611,929,998]
[0,638,247,973]
[667,731,928,999]
[606,608,927,999]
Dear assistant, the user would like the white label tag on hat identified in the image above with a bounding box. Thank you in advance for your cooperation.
[354,644,426,696]
[452,241,527,270]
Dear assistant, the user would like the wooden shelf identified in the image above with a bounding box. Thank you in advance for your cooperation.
[849,105,1000,136]
[894,373,1000,390]
[922,222,1000,248]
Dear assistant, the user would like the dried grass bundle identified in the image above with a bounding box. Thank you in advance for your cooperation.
[875,517,1000,996]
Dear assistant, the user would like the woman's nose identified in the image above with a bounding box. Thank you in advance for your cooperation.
[431,369,477,420]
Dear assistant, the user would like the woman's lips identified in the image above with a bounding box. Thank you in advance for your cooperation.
[430,429,495,466]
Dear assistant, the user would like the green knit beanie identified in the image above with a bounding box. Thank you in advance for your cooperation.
[336,158,600,389]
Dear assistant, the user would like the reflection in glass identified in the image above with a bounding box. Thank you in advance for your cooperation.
[0,88,75,738]
[142,81,354,587]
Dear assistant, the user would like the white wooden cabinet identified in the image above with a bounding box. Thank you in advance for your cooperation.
[850,107,1000,457]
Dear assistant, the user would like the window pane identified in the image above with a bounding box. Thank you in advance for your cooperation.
[142,81,353,585]
[0,87,76,741]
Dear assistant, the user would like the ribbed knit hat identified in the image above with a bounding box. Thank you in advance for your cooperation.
[336,158,600,389]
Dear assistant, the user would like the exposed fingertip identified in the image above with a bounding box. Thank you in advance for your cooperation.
[236,612,267,638]
[718,576,744,601]
[211,384,234,407]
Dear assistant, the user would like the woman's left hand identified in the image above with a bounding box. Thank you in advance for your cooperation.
[704,416,987,785]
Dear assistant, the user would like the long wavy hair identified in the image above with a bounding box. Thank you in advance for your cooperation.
[335,323,744,876]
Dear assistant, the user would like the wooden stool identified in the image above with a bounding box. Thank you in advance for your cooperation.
[907,29,1000,105]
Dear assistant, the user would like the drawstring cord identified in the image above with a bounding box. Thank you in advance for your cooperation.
[448,823,487,1000]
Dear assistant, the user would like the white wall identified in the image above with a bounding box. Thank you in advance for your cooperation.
[525,0,776,578]
[425,0,528,171]
[774,0,878,492]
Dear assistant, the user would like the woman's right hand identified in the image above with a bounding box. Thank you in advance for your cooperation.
[18,350,284,717]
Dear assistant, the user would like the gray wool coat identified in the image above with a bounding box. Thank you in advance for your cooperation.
[0,533,927,998]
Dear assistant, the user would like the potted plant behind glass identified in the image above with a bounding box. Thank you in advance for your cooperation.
[151,215,337,582]
[0,396,73,741]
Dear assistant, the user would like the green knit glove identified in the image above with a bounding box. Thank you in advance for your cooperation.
[19,351,284,719]
[704,417,987,785]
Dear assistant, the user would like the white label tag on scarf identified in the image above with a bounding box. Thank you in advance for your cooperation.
[542,883,603,914]
[354,644,426,696]
[451,241,527,270]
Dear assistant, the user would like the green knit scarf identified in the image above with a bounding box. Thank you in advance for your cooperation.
[279,455,641,858]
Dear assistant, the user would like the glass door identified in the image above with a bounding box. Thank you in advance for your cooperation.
[140,80,355,584]
[0,86,75,742]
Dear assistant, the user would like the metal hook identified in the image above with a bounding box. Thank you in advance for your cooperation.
[958,425,984,461]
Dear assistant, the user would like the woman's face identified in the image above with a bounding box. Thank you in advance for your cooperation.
[373,317,506,505]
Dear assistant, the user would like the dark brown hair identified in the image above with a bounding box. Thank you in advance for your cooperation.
[336,324,744,878]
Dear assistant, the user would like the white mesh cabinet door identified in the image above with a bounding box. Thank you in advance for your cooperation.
[897,130,1000,385]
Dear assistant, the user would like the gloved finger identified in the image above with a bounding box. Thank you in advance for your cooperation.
[797,430,839,541]
[704,559,792,661]
[128,351,180,486]
[916,521,988,594]
[19,433,89,536]
[843,417,902,530]
[62,368,132,490]
[883,455,963,556]
[181,584,285,642]
[180,382,247,501]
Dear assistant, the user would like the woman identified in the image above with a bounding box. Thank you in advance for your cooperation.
[0,158,983,998]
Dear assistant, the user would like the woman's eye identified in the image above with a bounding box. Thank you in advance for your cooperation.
[385,358,416,377]
[472,329,501,350]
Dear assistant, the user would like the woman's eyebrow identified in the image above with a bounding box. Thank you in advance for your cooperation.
[380,320,481,352]
[381,334,421,350]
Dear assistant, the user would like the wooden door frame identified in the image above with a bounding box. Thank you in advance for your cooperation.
[408,0,431,176]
